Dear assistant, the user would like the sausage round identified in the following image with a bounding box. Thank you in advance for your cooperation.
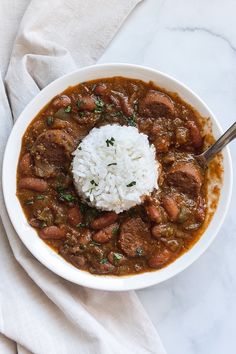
[32,129,75,178]
[166,162,203,196]
[139,90,175,116]
[119,217,150,257]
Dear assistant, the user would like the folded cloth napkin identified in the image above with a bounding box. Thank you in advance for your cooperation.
[0,0,167,353]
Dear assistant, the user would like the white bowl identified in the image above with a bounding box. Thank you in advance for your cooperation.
[2,63,233,291]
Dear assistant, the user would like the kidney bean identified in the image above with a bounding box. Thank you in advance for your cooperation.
[187,120,203,148]
[91,212,118,230]
[19,153,31,174]
[92,223,118,244]
[78,229,92,245]
[108,251,127,266]
[162,195,180,221]
[152,224,175,239]
[52,95,71,109]
[29,218,45,229]
[145,205,162,223]
[148,249,172,268]
[39,226,66,240]
[67,207,82,226]
[79,96,96,111]
[94,83,108,96]
[69,255,86,268]
[18,177,48,192]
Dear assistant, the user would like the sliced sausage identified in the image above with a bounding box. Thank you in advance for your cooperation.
[67,207,82,226]
[148,249,172,268]
[19,153,32,175]
[92,223,118,244]
[91,212,118,230]
[52,95,71,109]
[18,177,48,192]
[78,95,96,111]
[145,205,162,223]
[108,251,127,266]
[139,90,175,116]
[187,120,203,149]
[32,130,75,178]
[119,217,150,257]
[39,226,66,240]
[162,195,180,221]
[166,162,203,196]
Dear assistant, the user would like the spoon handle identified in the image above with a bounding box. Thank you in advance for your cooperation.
[202,121,236,164]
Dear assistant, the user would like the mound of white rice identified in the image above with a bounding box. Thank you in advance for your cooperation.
[72,124,158,213]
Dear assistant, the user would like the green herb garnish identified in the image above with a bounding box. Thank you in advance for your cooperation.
[76,223,87,228]
[64,105,71,113]
[126,181,136,187]
[90,180,98,186]
[112,227,119,235]
[46,116,54,126]
[79,112,85,117]
[94,97,105,113]
[136,247,143,256]
[59,193,75,202]
[127,113,136,127]
[100,258,108,264]
[107,163,117,166]
[79,203,87,213]
[36,195,45,200]
[57,187,75,202]
[106,137,115,147]
[77,100,83,108]
[113,252,123,261]
[91,241,101,247]
[25,199,34,205]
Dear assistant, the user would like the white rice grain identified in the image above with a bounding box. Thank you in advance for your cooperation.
[72,124,158,213]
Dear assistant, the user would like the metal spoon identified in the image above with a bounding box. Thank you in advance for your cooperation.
[196,121,236,168]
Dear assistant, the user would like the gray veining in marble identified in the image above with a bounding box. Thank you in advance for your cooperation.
[100,0,236,353]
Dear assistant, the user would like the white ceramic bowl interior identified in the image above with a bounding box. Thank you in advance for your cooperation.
[2,63,233,291]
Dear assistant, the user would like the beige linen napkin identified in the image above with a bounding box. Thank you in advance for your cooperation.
[0,1,166,353]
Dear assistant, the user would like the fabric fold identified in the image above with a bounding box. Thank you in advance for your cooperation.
[0,1,166,353]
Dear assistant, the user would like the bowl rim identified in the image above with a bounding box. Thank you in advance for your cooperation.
[2,63,233,291]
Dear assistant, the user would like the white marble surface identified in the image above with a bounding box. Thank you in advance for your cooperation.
[99,1,236,353]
